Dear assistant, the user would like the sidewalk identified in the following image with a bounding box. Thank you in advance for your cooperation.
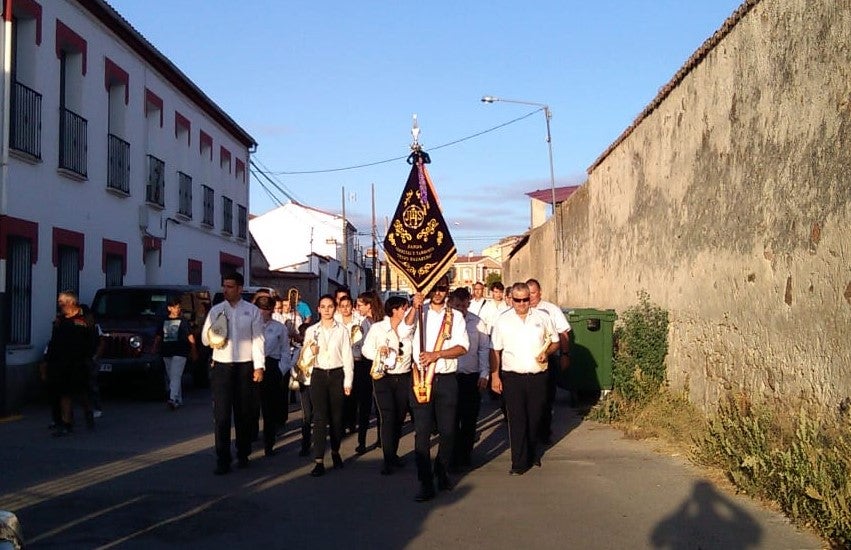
[0,389,824,549]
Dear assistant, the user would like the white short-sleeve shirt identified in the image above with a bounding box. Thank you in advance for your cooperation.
[491,309,559,373]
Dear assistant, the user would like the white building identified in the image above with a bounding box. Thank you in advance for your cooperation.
[0,0,256,410]
[249,202,367,302]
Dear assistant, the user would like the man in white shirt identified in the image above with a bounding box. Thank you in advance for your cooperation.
[447,288,490,471]
[411,277,470,502]
[469,281,488,318]
[527,278,571,445]
[202,272,265,475]
[490,282,559,475]
[478,281,510,333]
[255,295,289,457]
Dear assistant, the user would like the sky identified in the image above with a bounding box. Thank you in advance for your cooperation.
[108,0,743,255]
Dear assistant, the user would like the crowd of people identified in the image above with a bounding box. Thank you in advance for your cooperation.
[40,272,571,503]
[197,272,571,502]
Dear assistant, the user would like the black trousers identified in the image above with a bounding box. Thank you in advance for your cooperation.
[299,383,313,453]
[374,371,411,467]
[259,358,284,450]
[309,368,345,460]
[411,373,457,484]
[211,361,257,467]
[454,372,482,467]
[352,358,375,446]
[502,371,548,471]
[539,356,560,441]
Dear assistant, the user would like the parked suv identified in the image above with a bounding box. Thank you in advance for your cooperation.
[91,285,212,396]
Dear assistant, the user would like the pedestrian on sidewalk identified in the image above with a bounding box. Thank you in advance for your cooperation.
[158,296,195,410]
[490,282,560,475]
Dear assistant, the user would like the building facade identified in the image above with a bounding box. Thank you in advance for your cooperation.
[1,0,256,411]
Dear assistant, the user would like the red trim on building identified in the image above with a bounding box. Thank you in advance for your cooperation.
[219,251,244,269]
[188,258,202,285]
[200,130,213,159]
[235,158,245,182]
[52,227,84,268]
[55,19,87,75]
[0,215,38,263]
[101,238,127,275]
[104,56,129,104]
[143,236,162,251]
[175,111,191,145]
[220,146,231,173]
[11,0,42,44]
[144,88,163,127]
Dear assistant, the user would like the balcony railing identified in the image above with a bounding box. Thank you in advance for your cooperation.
[10,81,42,159]
[107,134,130,193]
[59,107,87,177]
[146,155,165,206]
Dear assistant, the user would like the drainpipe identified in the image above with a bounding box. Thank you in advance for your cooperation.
[0,0,13,416]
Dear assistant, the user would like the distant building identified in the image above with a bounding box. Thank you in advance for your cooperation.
[248,202,367,306]
[526,185,581,228]
[450,253,501,290]
[1,0,255,410]
[482,235,524,264]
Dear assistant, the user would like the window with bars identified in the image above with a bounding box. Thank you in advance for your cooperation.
[56,245,80,296]
[237,205,247,239]
[146,155,165,206]
[202,185,214,226]
[178,172,192,218]
[222,196,233,235]
[6,236,32,345]
[105,254,124,286]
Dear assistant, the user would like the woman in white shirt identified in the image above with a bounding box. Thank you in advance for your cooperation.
[302,295,354,477]
[362,295,416,475]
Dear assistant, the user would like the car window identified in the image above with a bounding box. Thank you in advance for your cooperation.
[93,291,169,319]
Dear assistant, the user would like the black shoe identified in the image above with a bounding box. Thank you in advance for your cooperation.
[392,455,407,468]
[331,452,344,469]
[264,446,277,457]
[436,473,453,491]
[237,457,250,469]
[509,467,528,476]
[355,444,367,455]
[298,447,310,457]
[213,464,231,476]
[533,458,542,467]
[414,483,436,502]
[310,462,326,477]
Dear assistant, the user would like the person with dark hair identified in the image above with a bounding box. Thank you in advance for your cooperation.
[45,291,99,436]
[255,295,288,456]
[362,294,416,475]
[302,295,354,477]
[480,281,510,334]
[159,295,195,410]
[448,287,490,470]
[338,294,363,437]
[410,277,469,502]
[202,272,266,475]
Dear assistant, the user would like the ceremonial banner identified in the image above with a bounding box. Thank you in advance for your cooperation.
[383,153,456,294]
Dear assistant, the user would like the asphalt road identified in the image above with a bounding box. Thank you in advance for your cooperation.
[0,387,824,549]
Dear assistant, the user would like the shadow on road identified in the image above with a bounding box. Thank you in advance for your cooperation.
[650,480,762,549]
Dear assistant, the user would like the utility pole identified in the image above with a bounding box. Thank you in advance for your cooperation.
[371,183,377,291]
[341,186,348,286]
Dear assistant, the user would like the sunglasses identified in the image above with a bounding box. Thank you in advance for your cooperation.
[433,285,449,292]
[512,297,531,303]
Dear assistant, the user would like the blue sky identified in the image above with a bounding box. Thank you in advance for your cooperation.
[109,0,743,254]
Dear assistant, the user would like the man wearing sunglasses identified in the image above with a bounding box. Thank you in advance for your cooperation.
[490,282,560,475]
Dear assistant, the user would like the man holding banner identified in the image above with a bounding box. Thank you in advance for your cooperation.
[383,137,463,501]
[411,278,469,501]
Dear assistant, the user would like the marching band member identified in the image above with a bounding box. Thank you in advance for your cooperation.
[362,295,416,475]
[410,278,469,502]
[302,295,354,477]
[255,295,289,457]
[351,291,384,452]
[489,282,559,476]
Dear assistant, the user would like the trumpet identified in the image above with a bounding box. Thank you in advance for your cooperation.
[370,339,398,380]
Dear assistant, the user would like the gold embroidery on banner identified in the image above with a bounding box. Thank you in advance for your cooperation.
[437,231,444,246]
[416,219,439,242]
[417,262,437,276]
[393,220,413,243]
[403,205,426,230]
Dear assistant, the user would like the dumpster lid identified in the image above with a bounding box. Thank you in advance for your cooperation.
[564,308,618,322]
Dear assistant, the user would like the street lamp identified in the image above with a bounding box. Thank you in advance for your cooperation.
[481,95,563,293]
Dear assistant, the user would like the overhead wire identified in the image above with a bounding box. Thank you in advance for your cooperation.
[251,108,542,176]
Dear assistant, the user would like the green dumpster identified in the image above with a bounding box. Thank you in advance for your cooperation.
[558,308,617,394]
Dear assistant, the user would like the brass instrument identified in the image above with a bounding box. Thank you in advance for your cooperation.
[207,310,228,349]
[536,325,554,371]
[370,338,398,380]
[350,323,363,345]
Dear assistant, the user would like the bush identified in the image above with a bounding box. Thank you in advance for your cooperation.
[611,290,669,403]
[697,395,851,547]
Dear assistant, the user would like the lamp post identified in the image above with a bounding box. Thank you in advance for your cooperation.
[481,95,563,299]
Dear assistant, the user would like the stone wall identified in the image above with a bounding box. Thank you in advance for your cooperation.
[505,0,851,410]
